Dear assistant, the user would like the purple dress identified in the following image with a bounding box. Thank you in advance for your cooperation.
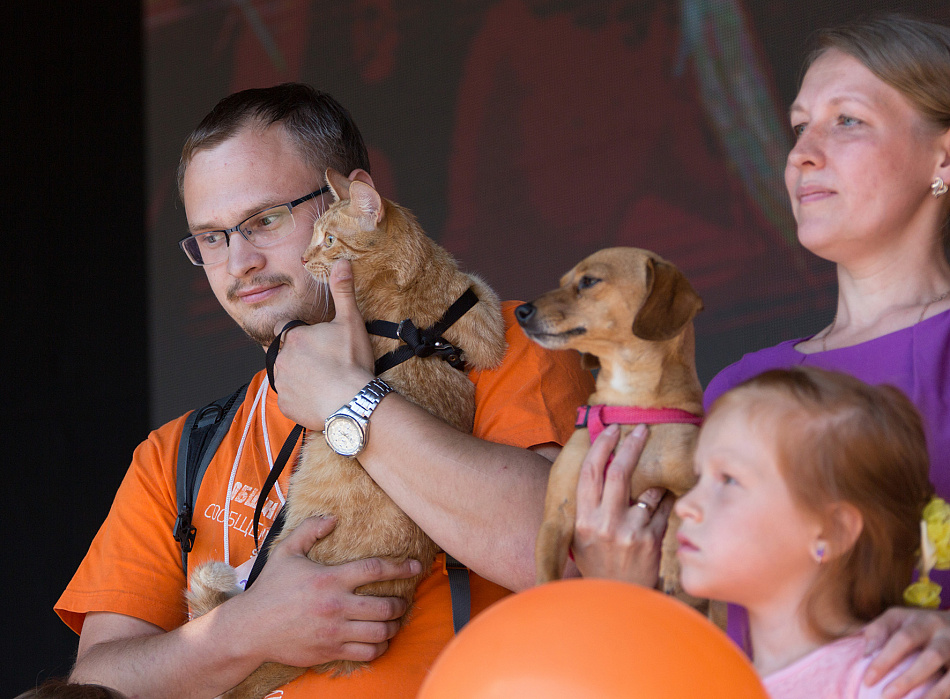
[703,308,950,652]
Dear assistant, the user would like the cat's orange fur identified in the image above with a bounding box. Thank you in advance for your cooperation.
[187,168,507,698]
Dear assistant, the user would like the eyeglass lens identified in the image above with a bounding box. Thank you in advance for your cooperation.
[184,204,295,265]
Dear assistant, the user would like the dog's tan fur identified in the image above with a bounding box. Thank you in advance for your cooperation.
[187,169,506,698]
[517,247,703,590]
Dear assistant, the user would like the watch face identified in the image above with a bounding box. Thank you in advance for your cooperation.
[325,415,364,457]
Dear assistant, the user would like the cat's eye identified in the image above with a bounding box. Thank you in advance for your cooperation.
[325,235,335,247]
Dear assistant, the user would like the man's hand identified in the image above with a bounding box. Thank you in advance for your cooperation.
[70,516,422,696]
[273,259,376,429]
[570,423,674,586]
[241,515,421,667]
[863,607,950,699]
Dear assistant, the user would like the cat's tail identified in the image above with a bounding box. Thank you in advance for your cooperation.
[460,272,507,370]
[187,560,242,619]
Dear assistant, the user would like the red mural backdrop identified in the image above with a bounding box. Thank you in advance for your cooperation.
[145,0,950,426]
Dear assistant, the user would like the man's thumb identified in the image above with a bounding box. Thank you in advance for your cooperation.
[275,515,337,557]
[329,259,357,318]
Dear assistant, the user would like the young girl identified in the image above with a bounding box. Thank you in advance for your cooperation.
[675,367,936,697]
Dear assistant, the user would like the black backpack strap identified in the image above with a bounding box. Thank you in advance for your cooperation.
[445,554,471,633]
[246,501,287,589]
[174,382,250,576]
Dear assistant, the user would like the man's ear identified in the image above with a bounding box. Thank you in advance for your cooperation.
[632,258,703,341]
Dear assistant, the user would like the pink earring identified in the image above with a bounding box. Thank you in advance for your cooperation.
[932,177,949,198]
[812,540,827,564]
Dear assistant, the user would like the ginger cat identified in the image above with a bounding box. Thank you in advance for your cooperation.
[187,168,507,698]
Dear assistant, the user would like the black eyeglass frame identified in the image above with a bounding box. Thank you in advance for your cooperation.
[178,185,330,266]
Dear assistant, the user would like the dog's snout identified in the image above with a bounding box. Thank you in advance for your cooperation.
[515,302,536,326]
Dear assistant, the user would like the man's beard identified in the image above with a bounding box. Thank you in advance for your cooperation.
[228,275,334,347]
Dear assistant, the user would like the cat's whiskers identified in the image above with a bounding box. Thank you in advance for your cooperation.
[301,207,324,232]
[302,265,331,319]
[318,271,331,316]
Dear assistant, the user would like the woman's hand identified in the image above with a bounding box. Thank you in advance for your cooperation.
[571,423,674,586]
[863,607,950,699]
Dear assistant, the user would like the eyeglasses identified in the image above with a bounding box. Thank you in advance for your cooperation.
[178,186,330,266]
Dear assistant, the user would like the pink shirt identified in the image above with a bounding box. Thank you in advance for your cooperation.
[765,636,933,699]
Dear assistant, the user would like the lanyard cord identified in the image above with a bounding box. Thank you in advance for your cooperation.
[222,380,267,565]
[243,321,308,587]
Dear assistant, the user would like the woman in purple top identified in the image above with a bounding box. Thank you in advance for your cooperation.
[571,14,950,699]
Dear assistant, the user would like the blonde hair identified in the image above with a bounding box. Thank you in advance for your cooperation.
[712,367,933,640]
[805,14,950,131]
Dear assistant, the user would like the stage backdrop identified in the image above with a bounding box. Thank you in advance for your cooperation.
[146,0,950,426]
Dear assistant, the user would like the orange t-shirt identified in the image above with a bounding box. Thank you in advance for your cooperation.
[56,303,593,698]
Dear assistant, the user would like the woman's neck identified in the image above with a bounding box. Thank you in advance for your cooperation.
[802,239,950,352]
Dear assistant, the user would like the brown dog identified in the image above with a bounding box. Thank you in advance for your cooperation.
[516,247,703,590]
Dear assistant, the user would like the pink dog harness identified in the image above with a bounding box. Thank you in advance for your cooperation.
[567,404,703,562]
[576,405,703,442]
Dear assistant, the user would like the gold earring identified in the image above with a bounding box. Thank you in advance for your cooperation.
[932,177,949,198]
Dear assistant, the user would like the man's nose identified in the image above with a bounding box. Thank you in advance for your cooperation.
[225,231,265,277]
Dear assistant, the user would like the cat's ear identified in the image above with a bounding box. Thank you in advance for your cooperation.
[325,168,351,203]
[348,180,384,226]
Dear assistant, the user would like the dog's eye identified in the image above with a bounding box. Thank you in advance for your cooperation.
[578,276,601,290]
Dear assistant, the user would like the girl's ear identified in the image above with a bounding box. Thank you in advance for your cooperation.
[823,502,864,561]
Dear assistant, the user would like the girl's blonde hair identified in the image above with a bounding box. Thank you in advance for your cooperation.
[712,367,933,640]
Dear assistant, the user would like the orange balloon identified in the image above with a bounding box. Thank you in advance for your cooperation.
[418,578,767,699]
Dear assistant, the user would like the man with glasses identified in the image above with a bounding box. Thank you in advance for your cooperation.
[56,84,592,697]
[178,187,328,266]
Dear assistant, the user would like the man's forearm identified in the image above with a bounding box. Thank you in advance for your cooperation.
[71,609,260,699]
[71,519,417,697]
[359,393,555,592]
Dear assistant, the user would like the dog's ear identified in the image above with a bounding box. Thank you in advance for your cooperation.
[632,258,703,341]
[580,352,600,371]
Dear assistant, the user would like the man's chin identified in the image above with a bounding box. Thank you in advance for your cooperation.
[243,323,281,349]
[241,297,336,348]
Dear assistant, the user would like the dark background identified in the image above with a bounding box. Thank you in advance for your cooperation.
[4,2,146,694]
[5,1,949,696]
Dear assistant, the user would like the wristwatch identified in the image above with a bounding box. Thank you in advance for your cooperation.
[324,378,394,457]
